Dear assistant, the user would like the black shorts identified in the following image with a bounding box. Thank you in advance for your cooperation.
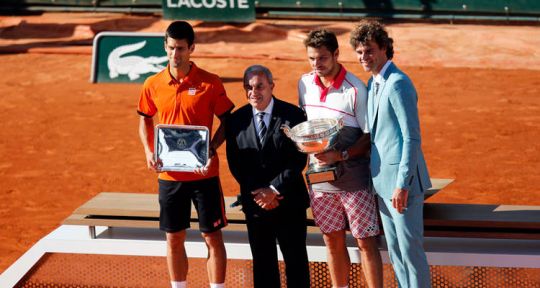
[158,177,227,233]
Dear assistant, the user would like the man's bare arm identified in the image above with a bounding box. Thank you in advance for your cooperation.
[138,116,157,171]
[314,133,371,165]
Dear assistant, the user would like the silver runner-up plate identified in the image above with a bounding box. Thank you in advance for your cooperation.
[154,124,209,172]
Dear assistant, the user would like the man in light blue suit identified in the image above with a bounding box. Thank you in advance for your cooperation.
[349,20,432,288]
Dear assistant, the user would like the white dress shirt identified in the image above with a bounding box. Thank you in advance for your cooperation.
[252,97,274,135]
[373,60,392,95]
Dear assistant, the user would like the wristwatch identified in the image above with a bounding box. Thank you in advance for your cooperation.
[341,150,349,161]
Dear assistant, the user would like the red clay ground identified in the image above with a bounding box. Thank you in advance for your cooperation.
[0,13,539,273]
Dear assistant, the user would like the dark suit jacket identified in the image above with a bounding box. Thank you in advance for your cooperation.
[225,97,309,217]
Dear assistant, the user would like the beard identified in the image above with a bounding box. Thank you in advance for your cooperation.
[314,67,332,77]
[170,60,180,68]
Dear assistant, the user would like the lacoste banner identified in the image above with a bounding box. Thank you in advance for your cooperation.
[91,32,167,83]
[162,0,255,22]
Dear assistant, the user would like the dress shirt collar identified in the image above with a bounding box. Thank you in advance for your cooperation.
[373,60,392,84]
[252,97,274,132]
[252,97,274,117]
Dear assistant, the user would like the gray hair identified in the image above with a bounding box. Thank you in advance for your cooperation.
[243,64,274,85]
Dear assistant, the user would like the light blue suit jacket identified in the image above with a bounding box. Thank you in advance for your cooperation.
[368,62,431,199]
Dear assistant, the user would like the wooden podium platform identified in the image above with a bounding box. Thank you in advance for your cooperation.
[64,178,454,237]
[64,178,540,240]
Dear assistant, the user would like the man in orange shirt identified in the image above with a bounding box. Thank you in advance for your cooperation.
[138,21,234,288]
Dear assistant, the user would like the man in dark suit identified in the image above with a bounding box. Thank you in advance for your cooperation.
[225,65,311,288]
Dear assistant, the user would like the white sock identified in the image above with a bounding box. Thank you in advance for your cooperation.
[210,283,224,288]
[171,281,186,288]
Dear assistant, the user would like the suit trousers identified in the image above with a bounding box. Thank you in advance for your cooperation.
[378,194,431,288]
[245,209,310,288]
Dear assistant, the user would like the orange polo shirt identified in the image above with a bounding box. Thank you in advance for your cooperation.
[138,62,234,181]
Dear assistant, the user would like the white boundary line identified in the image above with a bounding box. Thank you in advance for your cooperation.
[1,225,539,287]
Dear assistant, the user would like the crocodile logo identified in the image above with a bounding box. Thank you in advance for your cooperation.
[107,41,168,81]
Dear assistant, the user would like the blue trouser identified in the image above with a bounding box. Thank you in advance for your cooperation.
[378,194,431,288]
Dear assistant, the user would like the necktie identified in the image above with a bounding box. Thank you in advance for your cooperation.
[374,82,380,97]
[257,112,267,145]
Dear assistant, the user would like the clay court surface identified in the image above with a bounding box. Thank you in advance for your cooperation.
[0,13,539,273]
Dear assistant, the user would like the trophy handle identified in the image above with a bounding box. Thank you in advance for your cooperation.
[281,124,293,139]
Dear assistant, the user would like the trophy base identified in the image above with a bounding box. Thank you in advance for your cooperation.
[306,166,337,185]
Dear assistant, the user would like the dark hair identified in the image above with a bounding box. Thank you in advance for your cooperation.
[165,21,195,47]
[350,20,394,59]
[303,29,339,53]
[243,64,274,86]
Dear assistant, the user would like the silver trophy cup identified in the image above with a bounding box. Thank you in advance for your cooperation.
[282,118,343,185]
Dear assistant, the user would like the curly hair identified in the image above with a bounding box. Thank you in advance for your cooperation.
[303,29,339,53]
[350,20,394,59]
